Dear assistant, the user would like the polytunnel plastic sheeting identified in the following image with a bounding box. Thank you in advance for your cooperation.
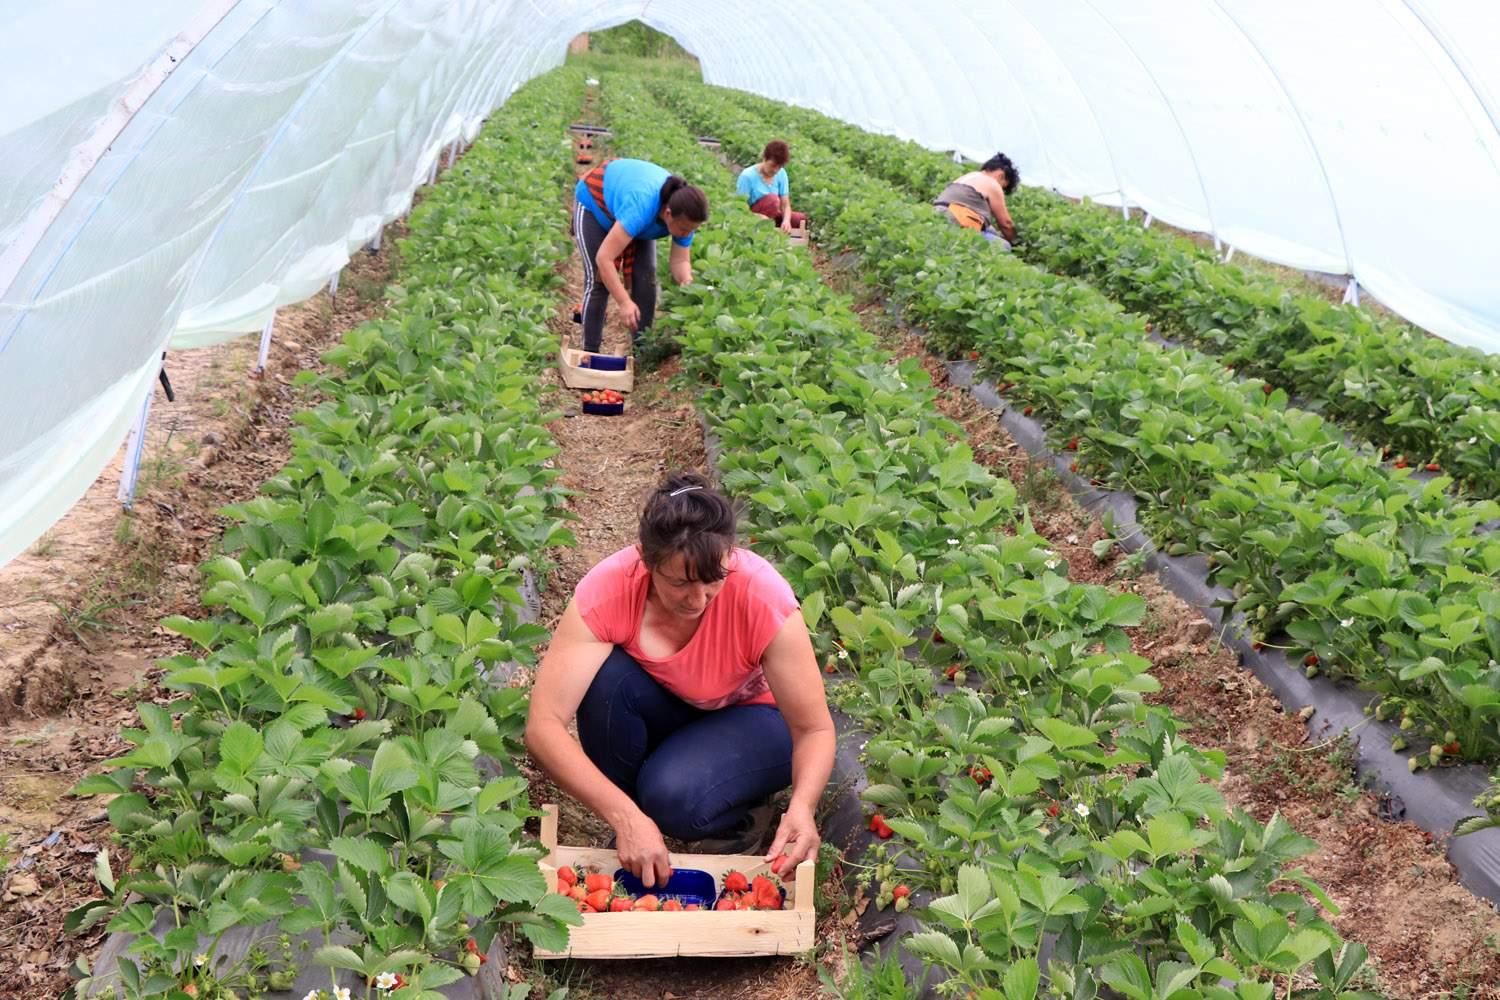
[3,1,1500,571]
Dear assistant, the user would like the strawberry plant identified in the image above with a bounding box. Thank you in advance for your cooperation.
[67,69,590,998]
[654,81,1500,782]
[605,72,1367,999]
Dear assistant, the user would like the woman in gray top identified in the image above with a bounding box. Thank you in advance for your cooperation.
[933,152,1019,249]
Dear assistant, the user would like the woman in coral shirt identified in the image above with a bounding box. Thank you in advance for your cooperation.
[526,473,834,888]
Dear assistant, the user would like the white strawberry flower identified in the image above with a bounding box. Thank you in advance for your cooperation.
[301,992,320,1000]
[837,648,849,661]
[1074,802,1089,818]
[1340,617,1354,628]
[333,988,352,1000]
[947,538,960,546]
[375,973,399,991]
[194,955,209,968]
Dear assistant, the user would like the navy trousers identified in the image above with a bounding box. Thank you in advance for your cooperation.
[577,646,793,840]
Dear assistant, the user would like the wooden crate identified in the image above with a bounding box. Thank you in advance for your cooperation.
[788,221,809,248]
[533,804,816,959]
[558,345,635,392]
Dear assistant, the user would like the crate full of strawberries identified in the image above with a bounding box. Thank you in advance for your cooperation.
[533,804,814,958]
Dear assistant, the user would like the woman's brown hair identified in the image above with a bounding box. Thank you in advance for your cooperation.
[638,471,737,582]
[762,140,790,166]
[659,175,710,223]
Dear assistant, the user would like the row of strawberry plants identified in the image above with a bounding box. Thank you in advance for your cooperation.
[69,70,587,999]
[723,87,1500,501]
[653,80,1500,799]
[605,72,1371,1000]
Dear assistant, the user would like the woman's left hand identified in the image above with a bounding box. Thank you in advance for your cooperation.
[780,218,792,234]
[764,803,820,878]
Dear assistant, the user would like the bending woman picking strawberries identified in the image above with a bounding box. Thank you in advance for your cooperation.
[526,473,835,888]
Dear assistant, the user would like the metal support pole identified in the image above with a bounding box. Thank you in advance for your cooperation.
[1142,212,1152,229]
[1213,235,1222,253]
[1121,201,1130,221]
[447,140,459,168]
[329,271,340,301]
[256,312,275,372]
[427,157,438,186]
[117,375,156,509]
[1223,246,1235,264]
[1343,277,1360,307]
[370,227,381,254]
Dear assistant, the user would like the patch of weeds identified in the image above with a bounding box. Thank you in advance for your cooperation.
[29,531,59,559]
[818,943,924,999]
[349,274,386,304]
[633,327,680,371]
[31,575,140,650]
[1015,456,1063,511]
[510,955,592,1000]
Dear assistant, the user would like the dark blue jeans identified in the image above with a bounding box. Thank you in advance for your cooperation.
[577,646,793,841]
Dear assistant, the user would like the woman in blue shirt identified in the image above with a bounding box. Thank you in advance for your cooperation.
[574,159,709,352]
[736,141,807,234]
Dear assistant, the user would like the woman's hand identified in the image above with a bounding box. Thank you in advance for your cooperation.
[780,218,793,234]
[613,808,673,888]
[764,802,820,878]
[617,298,642,331]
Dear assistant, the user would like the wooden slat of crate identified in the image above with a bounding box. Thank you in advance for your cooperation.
[533,805,815,959]
[558,345,634,391]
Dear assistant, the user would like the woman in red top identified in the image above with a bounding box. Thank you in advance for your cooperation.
[526,473,835,887]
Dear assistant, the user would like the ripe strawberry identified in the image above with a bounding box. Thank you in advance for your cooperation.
[825,661,837,674]
[567,884,587,902]
[1069,461,1079,473]
[662,898,684,911]
[465,937,479,954]
[1047,803,1060,817]
[932,628,944,644]
[723,871,749,893]
[1425,462,1441,472]
[1444,740,1462,756]
[584,873,613,894]
[944,664,959,681]
[1394,459,1409,469]
[585,888,612,912]
[685,903,701,910]
[1251,641,1265,651]
[751,874,783,910]
[1304,653,1319,667]
[576,899,589,912]
[892,885,911,900]
[872,817,894,840]
[735,896,754,910]
[1023,406,1034,416]
[968,351,979,360]
[352,707,366,721]
[557,865,577,889]
[1066,437,1079,451]
[771,853,791,875]
[633,894,661,911]
[1261,384,1273,394]
[608,896,632,912]
[714,896,737,911]
[969,766,991,784]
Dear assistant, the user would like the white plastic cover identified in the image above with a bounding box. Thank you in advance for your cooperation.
[1,0,1498,568]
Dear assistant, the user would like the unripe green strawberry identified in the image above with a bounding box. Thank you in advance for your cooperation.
[953,670,967,685]
[1400,715,1415,731]
[1374,702,1391,721]
[1409,757,1421,773]
[267,972,296,992]
[1445,731,1458,744]
[460,951,482,975]
[1305,665,1319,679]
[894,896,910,912]
[1430,744,1444,761]
[1390,735,1408,752]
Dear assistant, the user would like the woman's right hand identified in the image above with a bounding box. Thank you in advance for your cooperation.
[614,808,673,888]
[618,298,642,331]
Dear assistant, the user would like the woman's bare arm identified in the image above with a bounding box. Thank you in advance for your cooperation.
[758,614,836,874]
[524,601,673,885]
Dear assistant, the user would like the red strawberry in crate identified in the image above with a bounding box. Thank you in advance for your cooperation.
[723,871,749,893]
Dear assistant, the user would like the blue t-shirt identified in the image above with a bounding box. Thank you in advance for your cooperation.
[575,159,694,247]
[736,164,788,206]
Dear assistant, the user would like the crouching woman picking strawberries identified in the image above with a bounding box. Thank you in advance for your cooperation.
[525,472,835,888]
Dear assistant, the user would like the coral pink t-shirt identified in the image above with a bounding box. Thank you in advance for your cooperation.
[575,546,800,710]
